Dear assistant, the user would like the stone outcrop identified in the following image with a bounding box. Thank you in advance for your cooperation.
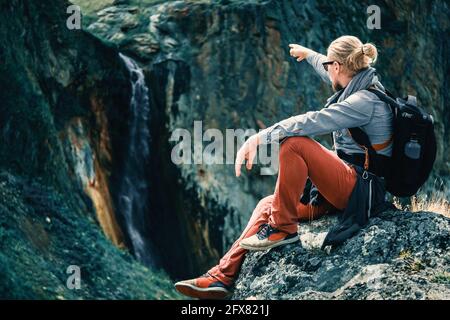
[233,210,450,300]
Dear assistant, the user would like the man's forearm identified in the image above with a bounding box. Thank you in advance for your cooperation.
[305,51,331,84]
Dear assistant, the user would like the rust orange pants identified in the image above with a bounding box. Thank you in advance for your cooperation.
[208,136,358,286]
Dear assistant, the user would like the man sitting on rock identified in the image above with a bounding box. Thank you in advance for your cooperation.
[175,35,393,299]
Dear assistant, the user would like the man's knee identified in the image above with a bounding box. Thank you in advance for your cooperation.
[279,136,312,156]
[257,195,274,207]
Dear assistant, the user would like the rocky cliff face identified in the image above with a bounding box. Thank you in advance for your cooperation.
[233,209,450,300]
[1,0,448,299]
[82,0,450,279]
[0,0,178,298]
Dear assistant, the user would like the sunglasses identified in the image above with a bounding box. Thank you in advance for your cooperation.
[322,60,342,71]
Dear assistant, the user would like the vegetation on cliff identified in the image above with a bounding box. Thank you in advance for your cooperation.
[0,0,179,299]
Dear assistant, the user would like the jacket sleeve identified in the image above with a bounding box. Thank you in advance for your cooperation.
[259,91,375,144]
[306,52,331,84]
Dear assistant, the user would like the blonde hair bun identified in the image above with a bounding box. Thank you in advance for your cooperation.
[328,36,378,74]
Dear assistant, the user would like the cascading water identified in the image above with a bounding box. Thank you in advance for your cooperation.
[117,53,155,267]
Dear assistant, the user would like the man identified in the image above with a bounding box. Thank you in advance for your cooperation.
[175,35,393,299]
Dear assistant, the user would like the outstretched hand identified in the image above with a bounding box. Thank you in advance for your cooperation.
[289,44,312,62]
[235,134,260,177]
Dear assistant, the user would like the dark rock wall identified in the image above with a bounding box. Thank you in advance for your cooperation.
[0,0,132,244]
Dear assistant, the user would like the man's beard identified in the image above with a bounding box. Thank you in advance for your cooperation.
[332,81,344,92]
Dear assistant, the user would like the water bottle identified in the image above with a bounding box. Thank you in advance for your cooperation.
[404,137,421,159]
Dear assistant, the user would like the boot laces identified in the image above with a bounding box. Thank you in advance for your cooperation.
[257,223,274,240]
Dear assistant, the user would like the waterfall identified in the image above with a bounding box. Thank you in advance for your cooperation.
[117,53,155,267]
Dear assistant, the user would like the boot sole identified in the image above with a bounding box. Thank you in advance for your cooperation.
[175,282,230,300]
[239,235,299,251]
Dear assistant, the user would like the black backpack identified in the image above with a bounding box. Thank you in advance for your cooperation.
[348,88,437,197]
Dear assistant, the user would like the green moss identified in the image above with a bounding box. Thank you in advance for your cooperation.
[0,173,182,299]
[432,273,450,285]
[69,0,116,14]
[70,0,178,16]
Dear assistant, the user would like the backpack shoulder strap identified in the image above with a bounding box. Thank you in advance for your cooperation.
[347,87,396,171]
[347,127,376,170]
[366,88,399,115]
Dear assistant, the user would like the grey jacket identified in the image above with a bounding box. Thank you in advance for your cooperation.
[259,52,393,157]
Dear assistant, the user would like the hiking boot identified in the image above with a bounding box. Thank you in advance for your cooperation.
[175,273,231,300]
[239,223,299,251]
